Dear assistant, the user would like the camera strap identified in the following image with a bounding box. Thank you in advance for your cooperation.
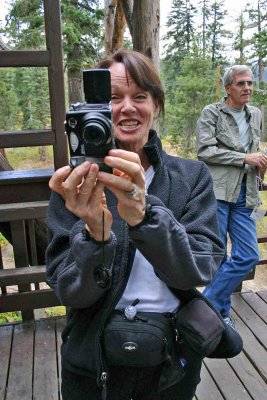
[93,211,112,289]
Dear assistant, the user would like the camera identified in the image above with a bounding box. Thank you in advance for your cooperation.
[65,69,115,172]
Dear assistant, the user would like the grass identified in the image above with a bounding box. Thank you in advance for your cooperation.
[5,146,54,170]
[0,312,22,324]
[45,306,66,318]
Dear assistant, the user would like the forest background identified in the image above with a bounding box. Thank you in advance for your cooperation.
[0,0,266,322]
[1,0,267,161]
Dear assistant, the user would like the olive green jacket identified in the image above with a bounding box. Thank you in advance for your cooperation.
[196,102,262,208]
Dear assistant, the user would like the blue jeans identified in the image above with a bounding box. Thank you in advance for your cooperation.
[203,182,259,317]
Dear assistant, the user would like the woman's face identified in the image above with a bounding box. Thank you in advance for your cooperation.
[109,62,158,152]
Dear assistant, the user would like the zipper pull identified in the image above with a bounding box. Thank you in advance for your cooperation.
[124,298,140,320]
[101,372,108,400]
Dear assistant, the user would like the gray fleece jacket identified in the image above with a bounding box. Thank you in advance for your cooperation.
[45,130,224,387]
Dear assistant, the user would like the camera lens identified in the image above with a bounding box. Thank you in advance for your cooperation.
[82,113,112,146]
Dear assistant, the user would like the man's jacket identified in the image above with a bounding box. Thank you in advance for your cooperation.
[196,102,262,207]
[45,131,224,387]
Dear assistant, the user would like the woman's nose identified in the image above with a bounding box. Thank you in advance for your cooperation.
[121,97,136,113]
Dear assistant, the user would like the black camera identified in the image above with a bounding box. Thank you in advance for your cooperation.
[65,69,115,172]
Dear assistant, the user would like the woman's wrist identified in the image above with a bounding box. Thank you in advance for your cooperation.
[85,223,110,242]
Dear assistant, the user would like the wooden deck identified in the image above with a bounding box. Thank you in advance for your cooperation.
[0,290,266,400]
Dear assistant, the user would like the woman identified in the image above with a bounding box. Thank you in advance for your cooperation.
[46,49,224,400]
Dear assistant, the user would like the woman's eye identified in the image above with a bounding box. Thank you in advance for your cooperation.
[136,94,147,100]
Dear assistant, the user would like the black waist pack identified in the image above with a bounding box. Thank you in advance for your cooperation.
[175,298,224,357]
[102,311,175,367]
[174,289,243,359]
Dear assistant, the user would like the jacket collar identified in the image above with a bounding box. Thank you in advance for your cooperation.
[217,102,252,122]
[143,130,163,171]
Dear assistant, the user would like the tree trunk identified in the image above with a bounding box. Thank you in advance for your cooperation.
[0,151,12,171]
[67,44,84,104]
[121,0,133,37]
[104,0,117,55]
[112,1,126,52]
[257,0,265,140]
[132,0,160,71]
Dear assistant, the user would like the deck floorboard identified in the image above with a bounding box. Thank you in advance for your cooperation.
[0,290,266,400]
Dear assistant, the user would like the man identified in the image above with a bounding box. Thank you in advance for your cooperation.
[196,65,267,328]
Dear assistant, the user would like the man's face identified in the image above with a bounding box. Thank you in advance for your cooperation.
[225,72,253,109]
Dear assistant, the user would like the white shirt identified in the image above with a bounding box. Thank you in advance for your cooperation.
[115,166,180,313]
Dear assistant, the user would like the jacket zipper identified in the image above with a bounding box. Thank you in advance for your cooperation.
[97,222,131,398]
[101,371,108,400]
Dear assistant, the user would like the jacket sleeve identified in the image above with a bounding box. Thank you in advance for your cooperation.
[45,191,117,308]
[196,106,246,166]
[128,162,225,290]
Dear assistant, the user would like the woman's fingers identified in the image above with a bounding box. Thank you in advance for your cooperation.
[49,166,73,197]
[103,149,145,187]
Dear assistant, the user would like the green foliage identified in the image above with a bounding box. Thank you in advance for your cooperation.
[162,0,197,89]
[4,0,45,49]
[206,0,230,67]
[0,312,22,324]
[0,233,8,246]
[61,0,104,70]
[161,46,217,155]
[1,0,104,116]
[45,306,66,318]
[253,82,267,106]
[0,68,19,130]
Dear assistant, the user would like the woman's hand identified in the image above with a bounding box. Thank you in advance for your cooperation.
[49,162,112,241]
[97,149,147,227]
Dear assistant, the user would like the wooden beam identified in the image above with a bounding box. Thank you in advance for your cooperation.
[0,50,50,67]
[0,130,55,148]
[0,290,61,312]
[0,266,46,286]
[0,201,48,222]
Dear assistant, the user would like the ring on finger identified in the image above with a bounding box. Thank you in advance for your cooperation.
[126,186,140,200]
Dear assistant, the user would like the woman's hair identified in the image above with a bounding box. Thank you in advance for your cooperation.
[223,65,253,86]
[97,49,165,116]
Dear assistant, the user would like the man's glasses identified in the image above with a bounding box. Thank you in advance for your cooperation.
[233,80,253,88]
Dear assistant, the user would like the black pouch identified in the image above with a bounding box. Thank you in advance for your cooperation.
[102,311,175,367]
[175,298,225,357]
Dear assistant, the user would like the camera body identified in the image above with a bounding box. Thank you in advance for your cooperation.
[65,69,115,172]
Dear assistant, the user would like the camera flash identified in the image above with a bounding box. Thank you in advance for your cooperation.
[70,132,79,152]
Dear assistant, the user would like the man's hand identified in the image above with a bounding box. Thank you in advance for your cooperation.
[245,152,267,169]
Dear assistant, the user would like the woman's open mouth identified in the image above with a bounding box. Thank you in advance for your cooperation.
[119,120,140,130]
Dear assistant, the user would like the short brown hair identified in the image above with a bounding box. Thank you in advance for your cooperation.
[97,49,165,116]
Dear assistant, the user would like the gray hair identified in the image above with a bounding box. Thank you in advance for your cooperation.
[223,65,253,86]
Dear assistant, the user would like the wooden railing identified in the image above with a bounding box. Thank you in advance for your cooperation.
[0,197,266,322]
[0,201,60,321]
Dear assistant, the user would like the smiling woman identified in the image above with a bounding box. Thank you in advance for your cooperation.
[45,48,225,400]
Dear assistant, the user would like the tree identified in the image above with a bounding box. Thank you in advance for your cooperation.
[161,44,217,154]
[104,0,160,69]
[162,0,197,71]
[206,0,229,68]
[61,0,103,103]
[0,69,19,132]
[104,0,127,55]
[233,11,250,64]
[246,0,267,138]
[2,0,103,104]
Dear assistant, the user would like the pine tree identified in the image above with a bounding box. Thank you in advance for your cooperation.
[161,44,217,154]
[161,0,197,93]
